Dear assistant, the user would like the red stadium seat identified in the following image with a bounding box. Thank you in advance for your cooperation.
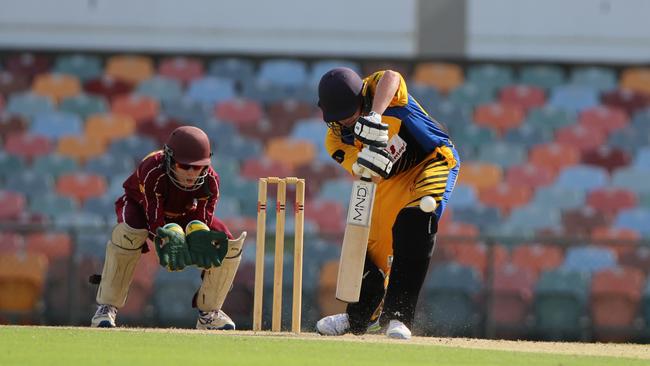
[505,164,555,190]
[511,244,563,280]
[444,242,509,279]
[478,183,532,216]
[158,56,204,85]
[25,232,73,262]
[214,98,263,127]
[586,188,637,218]
[105,55,154,84]
[3,132,53,163]
[578,106,629,135]
[240,158,294,180]
[136,115,182,144]
[474,102,525,135]
[499,84,546,111]
[601,89,650,116]
[591,267,644,342]
[555,124,606,153]
[56,173,108,205]
[267,100,316,137]
[5,52,51,80]
[0,114,28,142]
[84,76,133,101]
[32,73,81,103]
[0,190,26,221]
[591,226,639,258]
[581,146,631,173]
[619,246,650,276]
[0,70,30,96]
[491,264,536,338]
[111,94,159,123]
[561,207,609,238]
[529,142,581,174]
[305,199,345,237]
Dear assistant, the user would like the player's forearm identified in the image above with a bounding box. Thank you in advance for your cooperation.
[371,70,401,115]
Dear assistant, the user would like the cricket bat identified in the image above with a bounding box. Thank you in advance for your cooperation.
[336,173,376,303]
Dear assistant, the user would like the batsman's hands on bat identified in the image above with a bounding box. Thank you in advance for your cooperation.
[354,112,389,147]
[186,229,229,270]
[355,145,394,179]
[154,224,192,271]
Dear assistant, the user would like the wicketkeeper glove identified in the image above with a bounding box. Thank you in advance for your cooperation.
[355,145,394,179]
[354,112,389,147]
[186,230,229,270]
[154,226,192,271]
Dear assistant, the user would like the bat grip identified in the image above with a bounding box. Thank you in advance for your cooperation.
[361,171,372,182]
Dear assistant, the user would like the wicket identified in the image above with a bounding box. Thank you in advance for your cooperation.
[253,177,305,333]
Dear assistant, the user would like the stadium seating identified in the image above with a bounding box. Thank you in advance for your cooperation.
[0,252,48,320]
[519,64,565,89]
[53,54,103,81]
[511,244,564,280]
[32,73,80,103]
[490,264,536,339]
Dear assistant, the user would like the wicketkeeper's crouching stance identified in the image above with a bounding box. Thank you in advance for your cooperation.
[91,126,246,330]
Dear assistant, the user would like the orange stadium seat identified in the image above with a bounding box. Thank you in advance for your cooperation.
[511,244,563,280]
[620,67,650,95]
[3,132,53,163]
[474,102,525,135]
[591,267,645,342]
[586,188,637,218]
[158,56,204,85]
[0,252,48,312]
[0,232,25,254]
[85,113,136,145]
[83,75,133,101]
[529,142,581,174]
[56,135,106,164]
[591,226,640,258]
[505,164,555,190]
[581,146,631,173]
[456,162,502,191]
[25,232,73,262]
[111,94,160,123]
[318,260,347,316]
[578,106,629,135]
[265,138,316,169]
[56,173,107,205]
[0,190,26,221]
[555,124,607,153]
[478,183,532,216]
[412,62,463,94]
[105,55,154,84]
[444,242,508,279]
[31,73,81,103]
[499,84,546,111]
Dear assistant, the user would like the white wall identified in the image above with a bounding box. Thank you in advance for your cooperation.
[0,0,417,56]
[467,0,650,63]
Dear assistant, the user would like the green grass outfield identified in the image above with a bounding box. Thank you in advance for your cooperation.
[0,326,647,366]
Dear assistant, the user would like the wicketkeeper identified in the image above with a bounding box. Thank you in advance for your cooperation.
[91,126,246,330]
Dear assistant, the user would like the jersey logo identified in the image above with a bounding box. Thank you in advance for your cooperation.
[385,134,407,161]
[332,149,345,164]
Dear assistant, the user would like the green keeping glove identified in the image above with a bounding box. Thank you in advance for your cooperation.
[186,229,229,270]
[154,224,192,271]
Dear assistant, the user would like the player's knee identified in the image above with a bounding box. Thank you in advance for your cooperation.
[392,206,437,260]
[110,222,148,251]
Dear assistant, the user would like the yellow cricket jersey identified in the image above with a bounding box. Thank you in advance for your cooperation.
[324,70,458,179]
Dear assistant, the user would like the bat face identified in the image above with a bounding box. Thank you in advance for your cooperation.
[336,177,376,303]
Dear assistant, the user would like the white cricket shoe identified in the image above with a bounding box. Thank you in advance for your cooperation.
[386,319,411,340]
[91,304,117,328]
[196,310,235,330]
[316,313,350,336]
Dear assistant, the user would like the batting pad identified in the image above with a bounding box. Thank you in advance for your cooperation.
[196,232,246,312]
[96,223,148,308]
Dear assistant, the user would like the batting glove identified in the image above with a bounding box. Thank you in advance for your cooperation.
[354,112,389,147]
[356,146,394,179]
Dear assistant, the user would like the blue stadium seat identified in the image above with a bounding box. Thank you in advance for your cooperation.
[525,105,577,131]
[448,82,495,109]
[476,142,526,169]
[208,58,256,84]
[214,133,263,162]
[74,232,107,260]
[451,124,497,147]
[547,85,599,113]
[614,208,650,236]
[447,184,479,210]
[631,108,650,134]
[611,167,650,195]
[532,186,586,211]
[561,245,617,274]
[452,206,501,231]
[136,76,183,103]
[467,64,514,91]
[0,152,25,182]
[553,165,608,192]
[428,100,473,130]
[83,195,116,221]
[30,111,83,139]
[258,59,308,89]
[85,154,135,177]
[407,83,442,112]
[214,195,241,219]
[632,147,650,170]
[59,94,108,120]
[519,65,565,89]
[309,60,361,87]
[503,124,554,148]
[290,118,328,153]
[185,76,237,106]
[5,170,54,195]
[318,178,353,206]
[106,173,130,199]
[29,192,78,219]
[54,211,106,231]
[417,263,482,336]
[6,92,55,118]
[31,154,78,179]
[53,54,103,81]
[570,66,617,92]
[502,204,562,233]
[161,97,212,127]
[608,127,650,154]
[108,135,158,162]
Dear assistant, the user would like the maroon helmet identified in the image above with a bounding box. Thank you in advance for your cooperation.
[164,126,212,191]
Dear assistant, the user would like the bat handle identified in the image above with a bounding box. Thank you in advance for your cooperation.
[361,170,372,182]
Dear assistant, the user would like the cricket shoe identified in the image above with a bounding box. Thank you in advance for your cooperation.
[316,314,380,336]
[196,309,235,330]
[91,304,117,328]
[386,320,411,340]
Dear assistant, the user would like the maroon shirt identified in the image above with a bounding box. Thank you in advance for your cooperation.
[122,150,220,236]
